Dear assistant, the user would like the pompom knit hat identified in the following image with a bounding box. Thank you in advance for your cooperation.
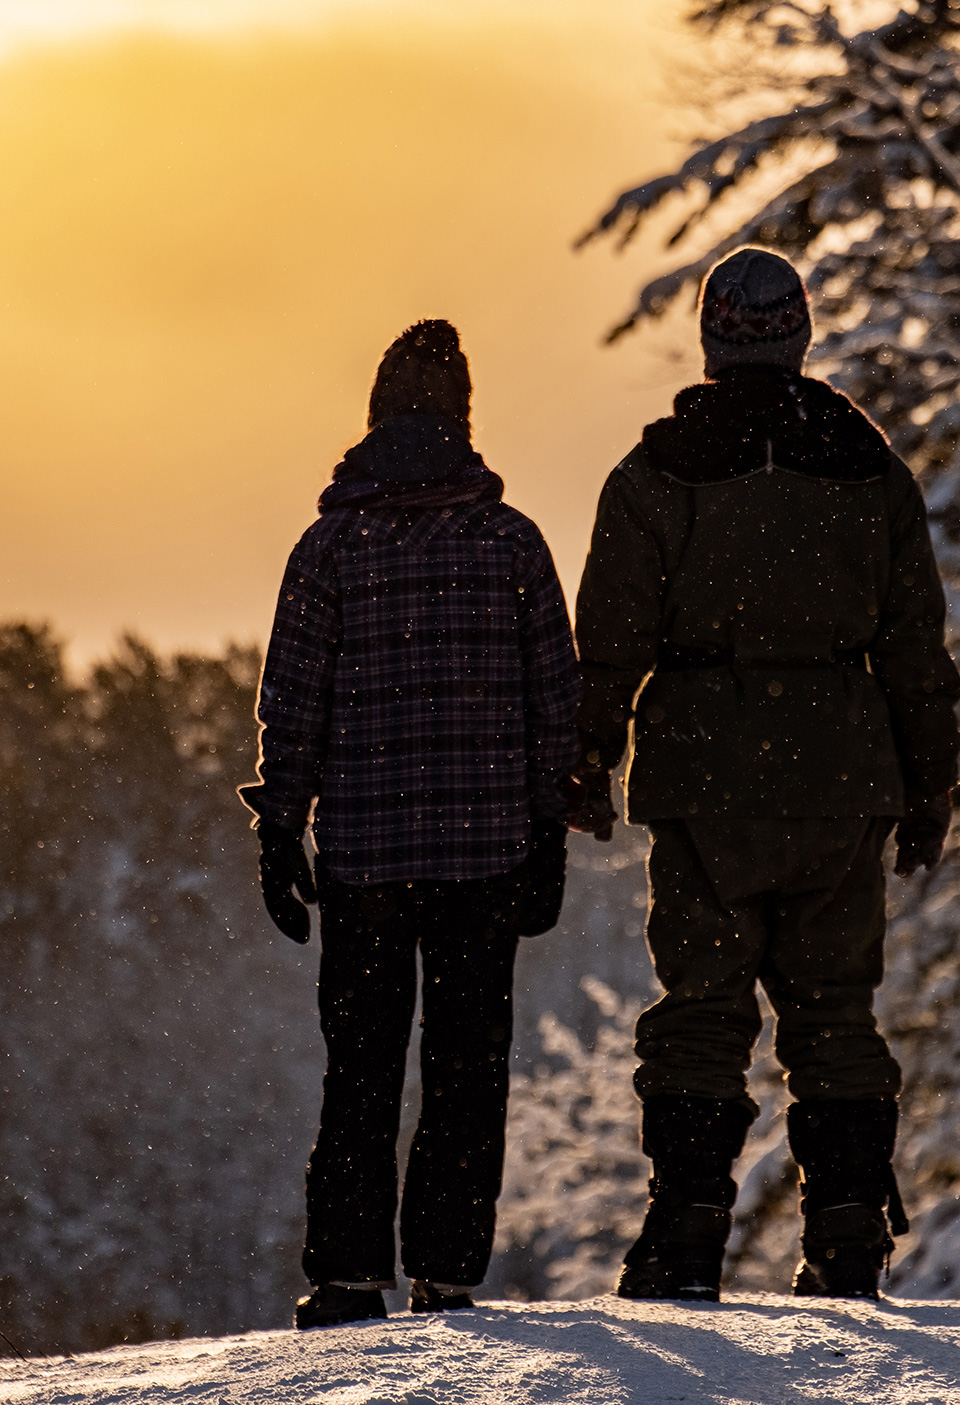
[368,319,472,436]
[700,248,812,377]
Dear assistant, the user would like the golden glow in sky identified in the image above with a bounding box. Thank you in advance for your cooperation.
[0,0,661,44]
[0,0,384,47]
[0,0,695,661]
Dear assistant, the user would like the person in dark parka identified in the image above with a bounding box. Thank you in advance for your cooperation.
[571,248,960,1302]
[240,320,580,1327]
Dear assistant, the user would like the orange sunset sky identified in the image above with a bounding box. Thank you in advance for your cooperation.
[0,0,702,663]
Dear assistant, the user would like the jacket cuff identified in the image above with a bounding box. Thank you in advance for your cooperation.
[236,783,308,835]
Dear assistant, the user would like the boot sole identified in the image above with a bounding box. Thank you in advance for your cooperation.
[410,1300,474,1313]
[295,1309,385,1320]
[793,1261,879,1301]
[617,1283,719,1302]
[618,1267,720,1302]
[296,1310,386,1329]
[295,1296,388,1330]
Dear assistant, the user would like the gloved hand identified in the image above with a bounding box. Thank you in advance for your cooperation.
[512,816,567,937]
[894,792,953,876]
[566,762,617,843]
[256,820,318,942]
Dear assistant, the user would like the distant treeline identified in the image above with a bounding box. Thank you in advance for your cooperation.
[0,623,326,1354]
[3,621,960,1357]
[0,621,662,1353]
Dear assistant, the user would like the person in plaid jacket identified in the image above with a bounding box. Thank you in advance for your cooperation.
[240,320,579,1328]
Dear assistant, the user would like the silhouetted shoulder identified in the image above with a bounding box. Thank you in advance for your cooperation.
[474,499,551,551]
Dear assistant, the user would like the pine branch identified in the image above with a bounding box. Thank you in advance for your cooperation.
[574,102,834,251]
[603,162,832,340]
[861,37,960,195]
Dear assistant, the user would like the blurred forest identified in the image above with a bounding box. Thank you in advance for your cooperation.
[0,621,656,1354]
[4,617,960,1358]
[0,624,319,1352]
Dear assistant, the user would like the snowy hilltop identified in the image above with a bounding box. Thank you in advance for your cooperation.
[4,1296,960,1405]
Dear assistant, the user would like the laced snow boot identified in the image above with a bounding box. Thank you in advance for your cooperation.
[788,1098,909,1301]
[617,1096,752,1302]
[295,1282,388,1329]
[410,1280,476,1313]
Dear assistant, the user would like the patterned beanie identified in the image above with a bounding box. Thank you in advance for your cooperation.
[700,248,811,376]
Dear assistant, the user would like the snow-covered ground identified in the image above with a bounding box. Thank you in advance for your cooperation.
[5,1295,960,1405]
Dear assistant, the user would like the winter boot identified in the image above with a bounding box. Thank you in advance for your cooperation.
[410,1280,476,1313]
[617,1096,752,1302]
[295,1283,388,1329]
[788,1098,909,1301]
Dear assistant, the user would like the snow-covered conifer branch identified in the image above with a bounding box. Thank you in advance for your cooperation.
[604,163,833,339]
[580,0,960,495]
[574,105,832,253]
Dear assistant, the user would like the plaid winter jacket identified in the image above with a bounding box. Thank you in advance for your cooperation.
[240,415,580,884]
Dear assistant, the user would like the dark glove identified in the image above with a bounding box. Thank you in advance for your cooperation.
[566,762,617,843]
[894,792,953,876]
[256,820,318,942]
[511,816,567,937]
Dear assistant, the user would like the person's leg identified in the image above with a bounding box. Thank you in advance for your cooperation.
[635,822,767,1110]
[619,1095,753,1301]
[399,880,518,1293]
[786,1097,905,1299]
[761,819,900,1104]
[302,875,418,1292]
[622,823,765,1299]
[760,820,905,1298]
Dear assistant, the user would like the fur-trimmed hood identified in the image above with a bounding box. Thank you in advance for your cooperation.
[642,366,892,485]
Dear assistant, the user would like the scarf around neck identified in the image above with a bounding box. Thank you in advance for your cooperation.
[319,414,504,513]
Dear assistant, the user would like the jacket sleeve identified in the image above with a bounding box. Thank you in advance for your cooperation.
[516,534,581,819]
[871,455,960,799]
[237,531,342,833]
[575,461,666,770]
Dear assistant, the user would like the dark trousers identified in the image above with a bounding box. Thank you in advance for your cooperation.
[302,871,519,1288]
[635,818,902,1112]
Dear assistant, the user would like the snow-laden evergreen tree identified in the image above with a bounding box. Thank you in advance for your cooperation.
[499,973,800,1298]
[548,0,960,1298]
[497,979,647,1300]
[579,0,960,629]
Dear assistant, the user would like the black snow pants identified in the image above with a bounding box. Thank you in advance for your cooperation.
[634,817,902,1115]
[302,869,519,1290]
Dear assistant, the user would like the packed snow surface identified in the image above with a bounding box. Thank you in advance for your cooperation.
[5,1295,960,1405]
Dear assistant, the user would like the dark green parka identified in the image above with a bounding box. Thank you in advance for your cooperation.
[576,368,960,821]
